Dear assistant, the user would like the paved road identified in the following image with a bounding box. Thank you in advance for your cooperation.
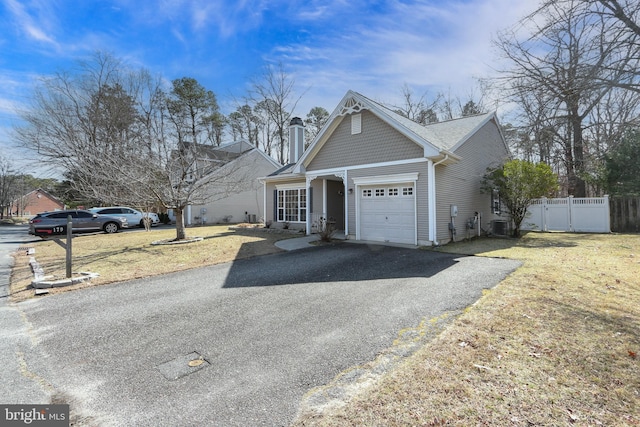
[0,225,51,404]
[7,233,521,426]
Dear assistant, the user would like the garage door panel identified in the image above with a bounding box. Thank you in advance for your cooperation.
[359,183,415,245]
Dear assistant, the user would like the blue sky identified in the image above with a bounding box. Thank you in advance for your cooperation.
[0,0,536,176]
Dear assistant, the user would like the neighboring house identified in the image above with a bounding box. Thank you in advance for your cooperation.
[261,90,510,246]
[170,140,281,225]
[10,188,65,217]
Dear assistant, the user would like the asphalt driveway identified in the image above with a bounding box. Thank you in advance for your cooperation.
[15,242,521,426]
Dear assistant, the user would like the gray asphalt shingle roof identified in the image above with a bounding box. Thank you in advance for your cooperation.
[358,92,494,151]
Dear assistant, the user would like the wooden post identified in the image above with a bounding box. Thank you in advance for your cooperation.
[66,215,72,278]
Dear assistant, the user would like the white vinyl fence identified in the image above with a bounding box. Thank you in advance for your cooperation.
[522,196,610,233]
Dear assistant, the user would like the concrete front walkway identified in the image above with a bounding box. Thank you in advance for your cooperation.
[275,231,419,251]
[274,234,320,250]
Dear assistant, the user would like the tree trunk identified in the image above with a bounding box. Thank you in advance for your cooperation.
[571,114,587,197]
[174,206,186,241]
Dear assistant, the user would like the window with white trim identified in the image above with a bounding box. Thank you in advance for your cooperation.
[491,189,501,214]
[362,189,372,197]
[388,188,399,196]
[277,188,307,222]
[375,188,385,197]
[402,187,413,196]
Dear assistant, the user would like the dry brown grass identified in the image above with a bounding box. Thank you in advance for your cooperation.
[10,225,297,302]
[294,232,640,426]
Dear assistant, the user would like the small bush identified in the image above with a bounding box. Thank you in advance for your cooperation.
[318,217,336,242]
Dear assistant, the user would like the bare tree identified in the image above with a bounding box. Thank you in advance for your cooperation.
[14,52,254,241]
[0,155,17,219]
[393,84,441,124]
[254,99,276,157]
[537,0,640,93]
[494,0,640,196]
[250,63,302,164]
[432,86,488,121]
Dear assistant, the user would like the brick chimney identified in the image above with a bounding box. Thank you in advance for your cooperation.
[289,117,304,164]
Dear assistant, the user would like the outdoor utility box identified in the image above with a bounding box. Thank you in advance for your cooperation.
[491,220,508,236]
[249,214,257,223]
[450,205,458,217]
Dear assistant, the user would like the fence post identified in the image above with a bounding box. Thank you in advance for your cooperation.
[66,215,72,278]
[541,197,548,231]
[604,195,610,232]
[568,196,574,232]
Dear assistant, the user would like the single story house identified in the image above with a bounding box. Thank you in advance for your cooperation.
[170,140,281,225]
[10,188,65,217]
[261,90,510,246]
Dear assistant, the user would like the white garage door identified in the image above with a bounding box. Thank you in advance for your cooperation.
[359,184,415,244]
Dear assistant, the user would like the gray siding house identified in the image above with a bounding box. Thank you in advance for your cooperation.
[170,140,281,225]
[262,90,510,246]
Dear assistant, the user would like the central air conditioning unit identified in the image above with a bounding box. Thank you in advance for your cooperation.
[491,220,509,236]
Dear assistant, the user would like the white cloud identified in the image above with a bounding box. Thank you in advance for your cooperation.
[272,0,539,116]
[3,0,59,46]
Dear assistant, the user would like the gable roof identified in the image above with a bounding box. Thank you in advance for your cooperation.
[293,90,500,174]
[369,96,496,152]
[13,188,64,206]
[190,139,280,177]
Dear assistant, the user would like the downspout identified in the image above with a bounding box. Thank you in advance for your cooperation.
[429,154,449,246]
[344,169,349,237]
[433,154,449,167]
[262,179,266,224]
[306,178,312,236]
[322,179,327,222]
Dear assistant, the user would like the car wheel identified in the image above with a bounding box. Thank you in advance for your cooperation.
[103,222,119,234]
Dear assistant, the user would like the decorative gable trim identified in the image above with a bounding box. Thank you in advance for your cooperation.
[338,96,367,116]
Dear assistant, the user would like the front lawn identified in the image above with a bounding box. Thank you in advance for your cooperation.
[10,225,295,301]
[293,232,640,426]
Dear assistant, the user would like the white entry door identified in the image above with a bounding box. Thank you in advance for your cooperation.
[359,184,415,244]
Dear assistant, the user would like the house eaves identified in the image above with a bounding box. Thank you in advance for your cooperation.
[260,163,306,183]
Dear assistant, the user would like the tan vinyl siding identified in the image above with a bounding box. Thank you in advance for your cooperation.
[435,119,510,243]
[191,150,278,224]
[346,162,429,242]
[307,110,424,171]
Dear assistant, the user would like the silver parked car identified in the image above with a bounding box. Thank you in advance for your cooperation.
[29,209,128,237]
[89,206,160,228]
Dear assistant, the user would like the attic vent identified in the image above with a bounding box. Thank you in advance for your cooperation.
[351,113,362,135]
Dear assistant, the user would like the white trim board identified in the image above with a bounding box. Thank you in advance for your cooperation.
[352,172,419,186]
[275,182,307,190]
[307,158,427,178]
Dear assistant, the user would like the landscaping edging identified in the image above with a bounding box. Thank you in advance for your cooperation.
[32,272,100,289]
[151,237,204,245]
[28,250,100,290]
